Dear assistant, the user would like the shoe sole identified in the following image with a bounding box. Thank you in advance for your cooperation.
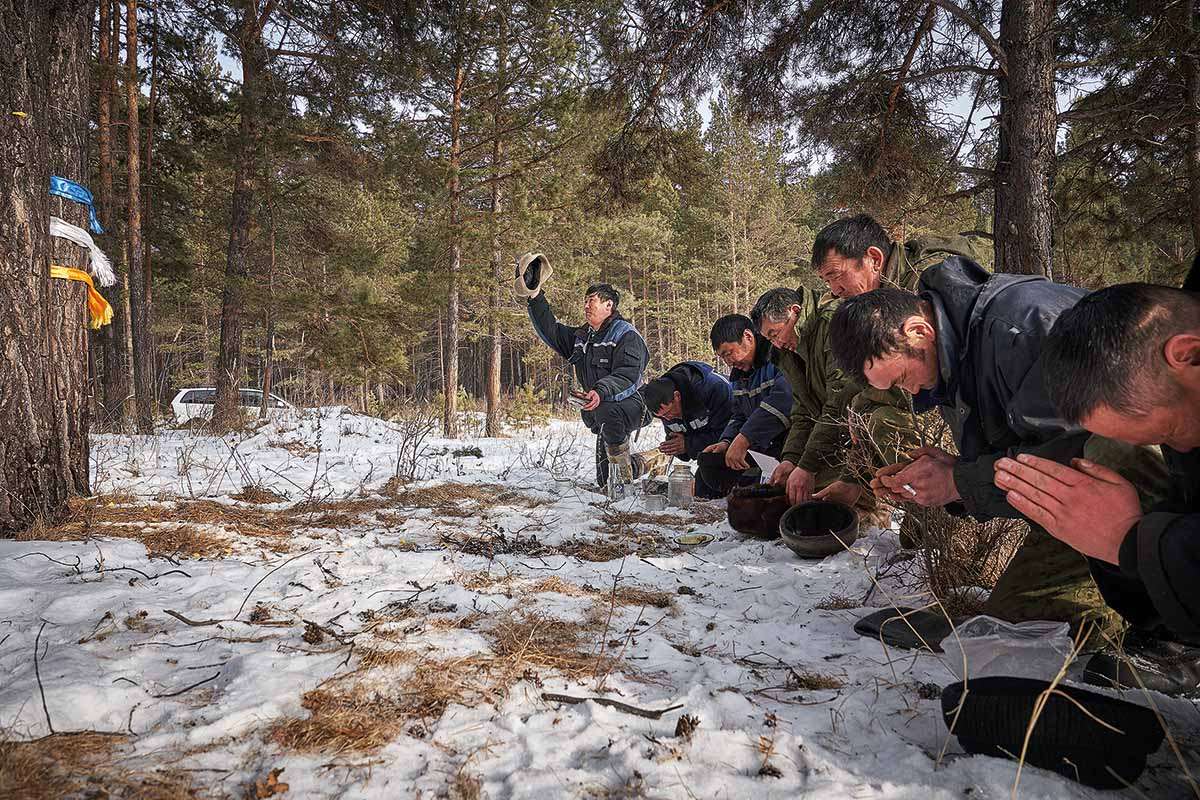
[941,676,1164,789]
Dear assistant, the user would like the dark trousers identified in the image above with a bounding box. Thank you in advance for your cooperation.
[586,396,651,485]
[695,440,782,499]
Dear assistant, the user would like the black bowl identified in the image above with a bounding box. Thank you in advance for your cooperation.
[779,500,858,558]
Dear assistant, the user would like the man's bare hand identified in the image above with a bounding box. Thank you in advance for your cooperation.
[786,467,816,505]
[877,454,961,507]
[581,390,601,412]
[725,434,751,470]
[813,480,863,507]
[659,432,686,456]
[770,460,796,486]
[870,461,911,505]
[907,445,956,465]
[993,454,1141,565]
[702,441,729,455]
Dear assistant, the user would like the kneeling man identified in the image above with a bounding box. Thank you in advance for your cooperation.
[640,361,733,498]
[699,314,793,496]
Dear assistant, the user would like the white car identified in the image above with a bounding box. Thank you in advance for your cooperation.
[170,387,293,423]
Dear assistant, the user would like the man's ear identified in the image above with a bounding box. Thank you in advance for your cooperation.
[1164,333,1200,370]
[902,314,935,343]
[864,245,886,273]
[743,329,756,346]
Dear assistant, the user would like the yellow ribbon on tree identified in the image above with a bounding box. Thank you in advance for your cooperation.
[50,264,113,329]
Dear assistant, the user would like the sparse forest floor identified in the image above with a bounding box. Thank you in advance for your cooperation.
[1,408,1197,799]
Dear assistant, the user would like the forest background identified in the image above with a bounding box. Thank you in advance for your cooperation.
[3,0,1199,534]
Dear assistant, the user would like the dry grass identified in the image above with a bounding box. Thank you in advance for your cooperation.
[0,732,195,800]
[787,671,844,691]
[272,607,621,756]
[558,537,635,563]
[17,481,540,557]
[388,482,542,512]
[814,593,860,611]
[231,484,286,504]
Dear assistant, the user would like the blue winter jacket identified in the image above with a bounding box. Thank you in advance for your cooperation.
[653,361,733,461]
[719,334,792,457]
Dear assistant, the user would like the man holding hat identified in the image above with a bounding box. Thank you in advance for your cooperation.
[515,252,651,497]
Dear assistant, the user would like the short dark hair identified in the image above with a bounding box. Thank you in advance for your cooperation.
[751,287,802,327]
[812,214,891,270]
[639,377,676,411]
[829,288,925,382]
[710,314,754,350]
[1044,283,1200,423]
[585,283,619,308]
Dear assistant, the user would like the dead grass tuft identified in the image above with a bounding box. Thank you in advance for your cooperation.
[271,654,500,754]
[558,537,634,563]
[0,732,195,800]
[486,611,613,678]
[787,671,843,691]
[388,482,542,513]
[231,484,286,504]
[814,593,860,611]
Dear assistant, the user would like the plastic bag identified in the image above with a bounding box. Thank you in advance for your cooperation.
[943,615,1073,681]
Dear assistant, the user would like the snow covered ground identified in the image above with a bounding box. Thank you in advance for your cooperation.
[1,408,1197,798]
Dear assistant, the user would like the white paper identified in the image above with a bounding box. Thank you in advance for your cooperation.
[748,450,779,483]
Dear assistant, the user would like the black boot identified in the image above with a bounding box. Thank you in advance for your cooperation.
[1082,629,1200,696]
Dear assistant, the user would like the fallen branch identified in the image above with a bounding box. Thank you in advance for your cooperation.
[34,621,54,734]
[149,670,221,699]
[234,548,333,620]
[541,692,683,720]
[164,609,225,627]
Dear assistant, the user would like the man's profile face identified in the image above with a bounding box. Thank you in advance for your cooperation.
[654,391,683,420]
[1081,402,1200,452]
[759,307,800,351]
[583,293,614,329]
[862,346,938,395]
[716,330,757,371]
[817,247,884,298]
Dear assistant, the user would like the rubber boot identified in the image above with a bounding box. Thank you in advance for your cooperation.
[1082,629,1200,697]
[605,440,634,500]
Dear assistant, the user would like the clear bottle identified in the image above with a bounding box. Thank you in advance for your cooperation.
[667,464,694,508]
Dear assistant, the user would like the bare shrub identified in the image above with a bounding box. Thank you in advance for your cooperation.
[389,404,439,483]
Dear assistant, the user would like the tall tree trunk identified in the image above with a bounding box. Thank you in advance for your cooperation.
[485,15,507,438]
[126,0,153,431]
[142,0,158,392]
[98,0,131,431]
[993,0,1057,276]
[214,1,267,431]
[1183,0,1200,251]
[443,52,465,438]
[0,0,93,534]
[259,182,276,418]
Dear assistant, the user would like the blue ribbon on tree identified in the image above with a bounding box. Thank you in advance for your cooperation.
[49,176,104,235]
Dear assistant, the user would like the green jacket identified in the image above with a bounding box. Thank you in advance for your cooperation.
[882,233,981,291]
[771,290,857,476]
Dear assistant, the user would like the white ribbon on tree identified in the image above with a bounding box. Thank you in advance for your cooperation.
[49,216,115,287]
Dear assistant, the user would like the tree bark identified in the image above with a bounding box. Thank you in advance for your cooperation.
[485,14,507,438]
[214,1,268,431]
[1183,0,1200,250]
[98,0,131,431]
[0,0,93,534]
[126,0,153,432]
[259,180,277,417]
[443,51,465,438]
[993,0,1057,276]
